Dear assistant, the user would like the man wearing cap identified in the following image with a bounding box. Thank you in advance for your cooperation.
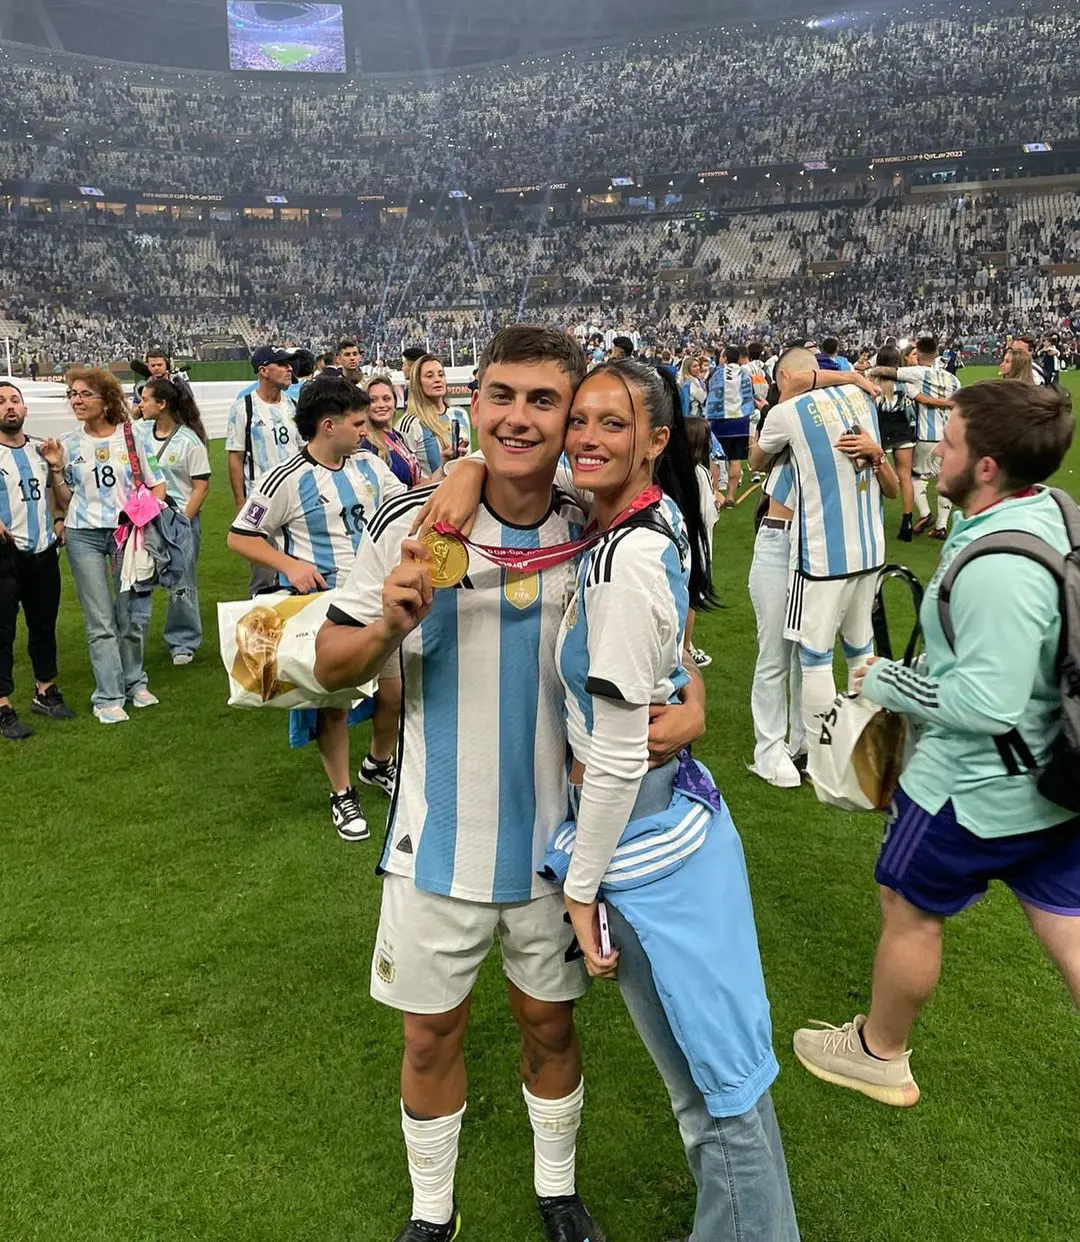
[225,346,297,595]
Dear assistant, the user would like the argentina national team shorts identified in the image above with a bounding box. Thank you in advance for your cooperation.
[876,787,1080,917]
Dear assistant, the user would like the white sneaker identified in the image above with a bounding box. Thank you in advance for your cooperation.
[130,688,159,709]
[94,705,130,724]
[171,651,194,666]
[748,756,802,789]
[689,646,712,669]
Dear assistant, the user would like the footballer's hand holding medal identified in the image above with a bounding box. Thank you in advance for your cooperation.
[417,485,665,588]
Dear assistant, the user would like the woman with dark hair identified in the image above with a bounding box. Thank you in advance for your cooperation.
[49,367,167,723]
[552,358,797,1242]
[360,375,421,488]
[138,377,211,665]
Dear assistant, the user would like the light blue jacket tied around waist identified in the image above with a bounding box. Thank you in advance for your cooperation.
[541,756,779,1119]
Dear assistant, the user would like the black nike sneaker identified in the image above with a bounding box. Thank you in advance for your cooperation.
[0,704,32,740]
[392,1207,461,1241]
[897,514,913,544]
[537,1193,607,1242]
[31,684,76,719]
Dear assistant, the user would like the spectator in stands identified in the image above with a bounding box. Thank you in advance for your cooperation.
[609,335,635,359]
[50,368,167,724]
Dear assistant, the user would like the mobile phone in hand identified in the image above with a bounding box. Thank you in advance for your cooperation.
[846,423,869,471]
[598,902,612,958]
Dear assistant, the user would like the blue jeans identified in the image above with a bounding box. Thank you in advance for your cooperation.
[163,515,202,654]
[609,904,798,1241]
[581,765,799,1242]
[66,527,148,708]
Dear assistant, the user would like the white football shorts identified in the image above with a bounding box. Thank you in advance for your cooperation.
[370,874,589,1014]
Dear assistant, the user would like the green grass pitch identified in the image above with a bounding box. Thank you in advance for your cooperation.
[3,369,1079,1240]
[262,43,316,69]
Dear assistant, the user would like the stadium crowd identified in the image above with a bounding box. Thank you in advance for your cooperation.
[3,190,1080,367]
[2,12,1080,192]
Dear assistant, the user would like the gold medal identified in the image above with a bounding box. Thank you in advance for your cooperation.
[421,530,469,589]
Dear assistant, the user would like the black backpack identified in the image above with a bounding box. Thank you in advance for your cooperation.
[936,487,1080,813]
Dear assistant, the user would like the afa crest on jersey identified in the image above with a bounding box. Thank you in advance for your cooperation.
[504,569,539,611]
[95,445,110,463]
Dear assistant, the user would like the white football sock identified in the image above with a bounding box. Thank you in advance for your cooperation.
[401,1100,465,1225]
[523,1078,583,1198]
[912,477,930,519]
[936,496,954,529]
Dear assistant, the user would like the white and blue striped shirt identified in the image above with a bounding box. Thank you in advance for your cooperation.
[0,438,53,554]
[61,423,165,530]
[757,387,886,580]
[225,388,297,496]
[897,365,961,443]
[706,363,755,421]
[232,448,406,589]
[329,485,588,904]
[397,408,472,478]
[766,457,798,510]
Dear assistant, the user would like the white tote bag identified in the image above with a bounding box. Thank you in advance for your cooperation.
[809,692,910,811]
[218,590,375,710]
[808,565,923,812]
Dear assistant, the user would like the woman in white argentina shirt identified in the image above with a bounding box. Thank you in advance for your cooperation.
[138,377,211,666]
[50,368,167,724]
[557,359,798,1242]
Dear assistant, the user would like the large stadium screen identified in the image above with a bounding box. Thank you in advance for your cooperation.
[227,2,348,73]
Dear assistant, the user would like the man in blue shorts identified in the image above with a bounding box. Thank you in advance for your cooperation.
[793,379,1079,1106]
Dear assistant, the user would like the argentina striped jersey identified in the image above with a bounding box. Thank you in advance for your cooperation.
[231,448,407,588]
[705,363,755,421]
[61,422,165,530]
[896,365,961,442]
[328,485,588,904]
[757,386,886,580]
[225,389,297,494]
[0,438,53,553]
[397,407,472,477]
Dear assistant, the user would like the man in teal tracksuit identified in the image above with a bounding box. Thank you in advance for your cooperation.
[793,378,1079,1107]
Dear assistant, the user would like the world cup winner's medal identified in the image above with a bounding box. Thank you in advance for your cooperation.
[421,530,469,589]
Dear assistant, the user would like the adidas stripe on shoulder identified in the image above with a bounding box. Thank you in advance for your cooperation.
[257,452,308,498]
[367,484,437,543]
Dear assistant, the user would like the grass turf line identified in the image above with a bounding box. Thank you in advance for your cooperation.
[3,368,1079,1240]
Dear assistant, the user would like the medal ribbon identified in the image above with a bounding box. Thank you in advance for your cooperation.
[432,484,663,574]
